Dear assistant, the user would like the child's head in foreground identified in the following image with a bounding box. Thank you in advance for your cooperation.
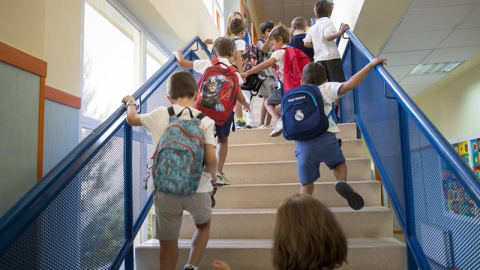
[269,25,291,49]
[273,194,347,270]
[167,71,197,100]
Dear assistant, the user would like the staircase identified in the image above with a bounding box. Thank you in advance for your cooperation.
[135,100,407,269]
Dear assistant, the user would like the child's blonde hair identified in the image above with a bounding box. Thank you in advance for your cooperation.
[292,17,308,31]
[270,24,291,44]
[273,194,347,270]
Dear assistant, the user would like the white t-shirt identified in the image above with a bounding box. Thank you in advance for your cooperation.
[193,58,244,85]
[270,45,287,83]
[316,82,343,133]
[140,105,216,193]
[234,38,246,52]
[304,17,341,62]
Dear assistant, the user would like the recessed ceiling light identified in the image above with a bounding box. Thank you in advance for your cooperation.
[409,61,464,76]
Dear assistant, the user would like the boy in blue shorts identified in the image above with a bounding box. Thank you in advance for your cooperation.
[297,58,386,210]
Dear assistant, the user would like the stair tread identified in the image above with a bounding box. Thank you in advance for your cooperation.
[138,237,405,249]
[225,157,369,165]
[217,180,378,188]
[179,206,391,216]
[229,138,362,147]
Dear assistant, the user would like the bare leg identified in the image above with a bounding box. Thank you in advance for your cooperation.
[159,240,178,270]
[216,137,228,173]
[260,97,268,126]
[234,101,243,121]
[188,218,211,266]
[333,163,347,181]
[300,182,315,195]
[264,99,280,121]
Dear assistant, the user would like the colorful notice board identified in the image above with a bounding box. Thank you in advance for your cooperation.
[442,136,480,218]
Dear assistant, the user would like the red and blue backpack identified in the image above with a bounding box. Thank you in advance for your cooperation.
[195,59,239,126]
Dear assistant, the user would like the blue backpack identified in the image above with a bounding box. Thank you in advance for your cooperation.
[281,84,331,141]
[150,107,205,196]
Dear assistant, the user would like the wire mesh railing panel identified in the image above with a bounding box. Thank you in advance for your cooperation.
[0,126,126,270]
[79,126,126,270]
[406,113,480,269]
[348,44,406,218]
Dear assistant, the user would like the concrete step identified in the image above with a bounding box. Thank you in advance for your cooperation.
[229,123,358,144]
[173,206,392,240]
[212,181,381,209]
[227,139,363,163]
[223,158,372,184]
[135,237,406,270]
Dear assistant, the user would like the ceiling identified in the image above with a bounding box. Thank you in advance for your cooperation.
[259,0,480,97]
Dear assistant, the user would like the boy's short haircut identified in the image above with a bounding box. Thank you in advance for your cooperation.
[229,18,246,36]
[270,25,291,44]
[167,71,197,99]
[260,21,275,34]
[213,37,235,58]
[302,62,328,85]
[314,0,334,18]
[292,17,307,30]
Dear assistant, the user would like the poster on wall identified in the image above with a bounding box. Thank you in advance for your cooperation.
[442,136,480,218]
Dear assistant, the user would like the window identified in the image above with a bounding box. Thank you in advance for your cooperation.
[202,0,225,36]
[146,39,168,79]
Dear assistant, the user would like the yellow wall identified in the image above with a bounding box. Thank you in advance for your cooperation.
[414,53,480,140]
[0,0,83,96]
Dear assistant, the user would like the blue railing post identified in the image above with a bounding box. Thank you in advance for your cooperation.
[123,123,134,270]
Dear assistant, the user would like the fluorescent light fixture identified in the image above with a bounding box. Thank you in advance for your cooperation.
[409,61,464,76]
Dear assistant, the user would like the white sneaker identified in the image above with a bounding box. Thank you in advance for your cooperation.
[215,172,230,186]
[270,119,283,137]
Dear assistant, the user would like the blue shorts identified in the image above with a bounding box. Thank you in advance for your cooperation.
[215,113,234,140]
[295,132,345,185]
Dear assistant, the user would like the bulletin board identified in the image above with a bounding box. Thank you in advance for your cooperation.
[442,134,480,218]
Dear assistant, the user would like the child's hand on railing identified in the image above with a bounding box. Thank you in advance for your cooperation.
[370,58,387,67]
[340,23,350,34]
[172,50,182,62]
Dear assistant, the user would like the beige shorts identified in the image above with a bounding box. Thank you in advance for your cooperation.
[154,191,212,241]
[258,76,276,97]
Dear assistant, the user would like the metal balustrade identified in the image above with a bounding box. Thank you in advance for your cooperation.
[340,28,480,270]
[0,36,210,270]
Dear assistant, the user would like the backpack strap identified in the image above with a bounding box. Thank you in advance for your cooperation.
[167,106,175,116]
[176,107,206,121]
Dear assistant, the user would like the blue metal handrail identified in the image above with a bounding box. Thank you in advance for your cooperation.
[341,27,480,269]
[0,36,211,269]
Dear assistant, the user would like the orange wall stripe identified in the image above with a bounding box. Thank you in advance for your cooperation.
[0,42,47,77]
[45,85,81,109]
[38,77,45,181]
[393,230,404,234]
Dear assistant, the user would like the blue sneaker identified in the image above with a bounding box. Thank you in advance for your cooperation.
[335,180,364,210]
[236,120,252,129]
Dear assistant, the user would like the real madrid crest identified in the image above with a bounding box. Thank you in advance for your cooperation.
[295,110,304,121]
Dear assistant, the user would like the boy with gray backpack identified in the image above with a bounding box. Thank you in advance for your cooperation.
[123,71,217,270]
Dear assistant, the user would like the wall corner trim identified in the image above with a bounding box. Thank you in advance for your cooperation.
[0,42,47,77]
[45,86,81,109]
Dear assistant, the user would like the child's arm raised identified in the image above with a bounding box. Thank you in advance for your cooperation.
[338,58,386,96]
[122,95,142,126]
[173,50,194,69]
[325,24,349,42]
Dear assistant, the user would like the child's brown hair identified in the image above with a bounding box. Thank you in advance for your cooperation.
[270,24,291,44]
[212,37,235,58]
[314,0,334,19]
[302,62,328,85]
[229,18,246,36]
[167,71,197,99]
[273,194,347,270]
[292,17,308,31]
